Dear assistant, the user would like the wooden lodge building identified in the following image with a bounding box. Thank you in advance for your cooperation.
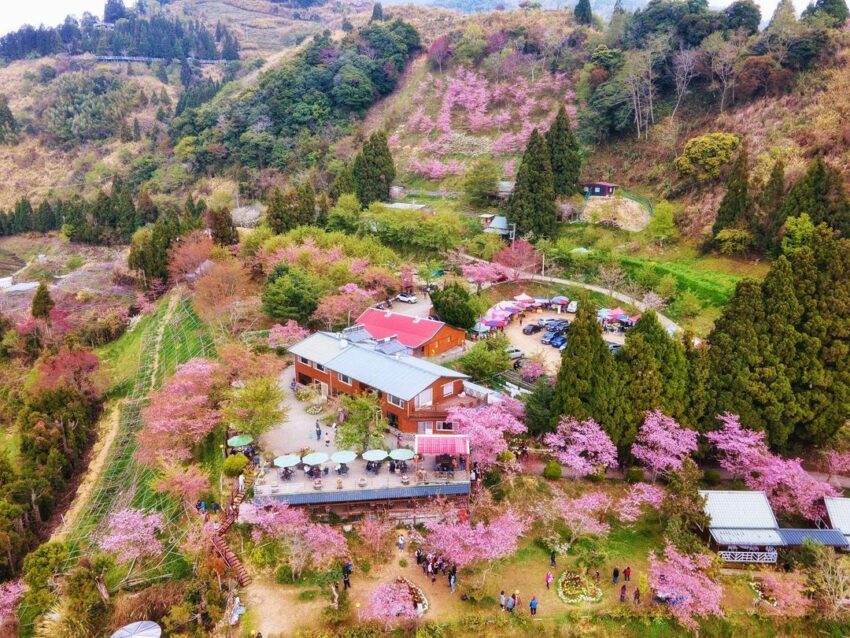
[355,308,466,358]
[289,329,493,435]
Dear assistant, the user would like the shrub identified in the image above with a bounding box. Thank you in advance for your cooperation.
[222,453,249,477]
[703,468,721,486]
[399,558,408,568]
[543,459,563,481]
[674,132,741,182]
[625,466,645,483]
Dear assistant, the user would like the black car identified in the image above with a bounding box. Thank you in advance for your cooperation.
[522,324,542,335]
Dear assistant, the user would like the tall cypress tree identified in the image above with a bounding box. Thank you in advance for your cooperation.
[208,208,238,246]
[713,146,753,237]
[551,300,627,444]
[507,129,557,239]
[617,333,665,446]
[777,158,850,237]
[524,379,555,437]
[759,159,785,249]
[546,106,582,197]
[329,163,357,202]
[575,0,593,24]
[0,95,18,144]
[31,282,54,320]
[266,187,287,234]
[353,131,395,206]
[683,334,710,430]
[112,175,138,240]
[630,311,689,419]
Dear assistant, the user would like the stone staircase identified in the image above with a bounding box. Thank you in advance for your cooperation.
[212,469,257,587]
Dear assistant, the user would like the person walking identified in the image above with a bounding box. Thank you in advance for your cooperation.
[513,591,521,613]
[619,584,627,603]
[594,570,600,583]
[506,594,515,613]
[612,567,620,584]
[623,566,631,582]
[325,432,330,447]
[238,473,245,493]
[315,423,321,441]
[550,550,556,568]
[343,571,351,590]
[397,534,405,551]
[633,588,641,605]
[529,595,538,616]
[545,571,553,590]
[449,571,456,593]
[396,432,402,447]
[500,590,506,611]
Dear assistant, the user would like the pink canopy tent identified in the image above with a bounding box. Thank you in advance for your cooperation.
[513,293,535,307]
[415,434,470,456]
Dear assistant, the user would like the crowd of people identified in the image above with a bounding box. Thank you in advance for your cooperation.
[414,548,458,592]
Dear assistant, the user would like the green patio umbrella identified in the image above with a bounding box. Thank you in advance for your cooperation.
[227,434,253,447]
[330,451,357,464]
[389,449,415,461]
[301,452,329,466]
[273,454,301,468]
[362,449,389,462]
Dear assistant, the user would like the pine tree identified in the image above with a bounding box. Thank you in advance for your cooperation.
[32,201,56,233]
[683,335,710,430]
[352,131,395,206]
[208,208,238,246]
[551,300,627,444]
[617,333,664,446]
[295,182,316,227]
[0,95,19,144]
[507,129,557,239]
[524,379,555,437]
[132,117,141,142]
[137,190,158,224]
[430,282,477,330]
[713,145,754,237]
[265,187,287,235]
[546,106,582,197]
[159,88,171,106]
[575,0,594,24]
[630,311,689,419]
[759,159,785,249]
[31,282,54,320]
[329,163,357,201]
[803,0,849,23]
[112,175,137,240]
[371,2,384,22]
[777,158,850,238]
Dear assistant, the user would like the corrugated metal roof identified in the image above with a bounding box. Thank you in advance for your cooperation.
[710,528,785,546]
[825,497,850,537]
[266,482,470,506]
[357,308,444,348]
[288,332,346,366]
[778,528,848,547]
[700,490,779,529]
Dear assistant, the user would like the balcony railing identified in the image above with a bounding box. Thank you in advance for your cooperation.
[718,550,778,564]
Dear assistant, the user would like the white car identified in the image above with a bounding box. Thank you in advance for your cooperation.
[396,293,418,304]
[567,300,578,313]
[505,346,524,360]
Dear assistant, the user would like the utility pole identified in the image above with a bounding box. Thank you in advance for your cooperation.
[509,223,517,248]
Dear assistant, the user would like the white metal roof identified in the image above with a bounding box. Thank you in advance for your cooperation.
[700,490,779,529]
[710,528,784,546]
[288,332,347,366]
[825,497,850,541]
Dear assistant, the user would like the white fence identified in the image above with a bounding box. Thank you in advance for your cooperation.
[718,550,778,564]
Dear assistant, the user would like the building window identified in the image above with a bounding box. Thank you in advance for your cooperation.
[387,394,405,408]
[298,356,311,365]
[442,382,454,397]
[417,422,433,434]
[436,421,454,431]
[315,363,326,372]
[338,372,351,385]
[416,388,433,408]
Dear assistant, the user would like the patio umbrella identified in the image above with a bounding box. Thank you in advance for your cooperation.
[301,452,329,466]
[551,295,570,305]
[514,293,534,303]
[362,449,389,462]
[484,320,506,328]
[597,308,611,320]
[227,434,253,447]
[111,622,162,638]
[273,454,300,468]
[389,448,415,461]
[471,323,491,334]
[331,450,357,464]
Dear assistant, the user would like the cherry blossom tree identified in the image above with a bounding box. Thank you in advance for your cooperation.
[706,413,838,519]
[428,36,453,73]
[0,579,25,623]
[648,542,724,632]
[311,285,373,331]
[462,262,505,293]
[360,517,397,560]
[36,348,101,397]
[168,230,213,283]
[154,465,209,506]
[100,508,164,564]
[138,358,222,466]
[419,510,526,584]
[365,581,420,628]
[519,360,545,382]
[557,492,612,550]
[758,574,809,617]
[446,403,526,469]
[268,320,309,349]
[826,451,850,481]
[544,417,617,479]
[632,411,698,481]
[617,483,666,523]
[493,239,541,277]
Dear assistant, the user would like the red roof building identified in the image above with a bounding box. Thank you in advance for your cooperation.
[356,308,466,357]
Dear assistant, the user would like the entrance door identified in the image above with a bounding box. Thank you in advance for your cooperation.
[319,382,329,397]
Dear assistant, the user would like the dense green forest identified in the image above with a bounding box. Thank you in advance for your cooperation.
[0,1,239,62]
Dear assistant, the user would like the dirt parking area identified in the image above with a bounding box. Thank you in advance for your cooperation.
[503,309,626,375]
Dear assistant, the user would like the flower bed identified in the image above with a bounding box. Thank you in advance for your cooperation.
[305,404,323,415]
[556,570,603,605]
[749,580,778,607]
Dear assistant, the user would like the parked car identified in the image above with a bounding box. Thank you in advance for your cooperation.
[550,334,568,348]
[396,293,418,304]
[567,300,578,313]
[505,346,524,360]
[607,342,623,354]
[522,324,542,335]
[541,330,557,345]
[558,341,569,351]
[537,317,555,327]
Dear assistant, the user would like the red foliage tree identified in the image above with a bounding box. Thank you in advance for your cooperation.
[167,230,213,284]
